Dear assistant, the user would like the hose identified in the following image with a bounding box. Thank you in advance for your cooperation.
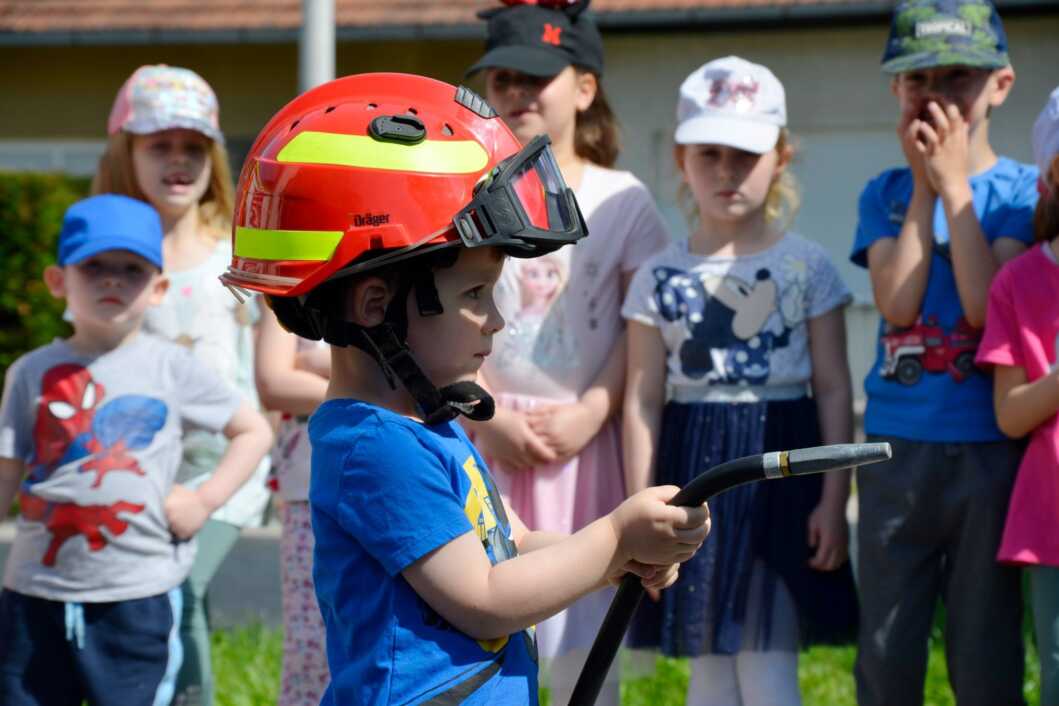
[566,442,892,706]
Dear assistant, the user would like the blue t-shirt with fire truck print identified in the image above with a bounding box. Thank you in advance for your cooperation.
[308,400,537,706]
[851,157,1038,442]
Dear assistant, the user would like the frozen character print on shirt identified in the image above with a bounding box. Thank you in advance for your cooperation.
[498,254,579,375]
[20,364,165,566]
[879,315,982,386]
[653,266,798,386]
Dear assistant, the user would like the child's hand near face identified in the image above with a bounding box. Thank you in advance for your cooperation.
[899,100,935,189]
[915,102,972,197]
[164,484,213,540]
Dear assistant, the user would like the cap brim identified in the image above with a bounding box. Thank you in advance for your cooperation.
[122,117,225,145]
[61,239,162,269]
[881,50,1009,74]
[466,46,570,78]
[675,116,780,154]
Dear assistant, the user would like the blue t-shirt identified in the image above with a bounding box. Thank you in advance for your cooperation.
[308,400,538,706]
[850,157,1038,442]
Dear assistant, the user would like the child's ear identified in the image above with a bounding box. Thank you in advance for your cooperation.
[345,276,392,327]
[149,274,170,305]
[673,144,687,179]
[43,265,66,298]
[575,70,598,113]
[773,140,795,178]
[988,66,1015,108]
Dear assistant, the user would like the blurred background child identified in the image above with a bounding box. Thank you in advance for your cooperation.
[463,2,671,702]
[0,194,271,706]
[93,64,271,706]
[849,2,1037,703]
[623,56,858,706]
[255,306,331,706]
[976,84,1059,706]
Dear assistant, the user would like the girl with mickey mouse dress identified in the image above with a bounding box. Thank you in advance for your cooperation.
[622,56,859,706]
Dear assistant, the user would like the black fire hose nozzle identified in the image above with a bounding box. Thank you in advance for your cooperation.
[566,442,892,706]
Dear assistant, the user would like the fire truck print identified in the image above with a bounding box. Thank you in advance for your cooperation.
[880,315,981,386]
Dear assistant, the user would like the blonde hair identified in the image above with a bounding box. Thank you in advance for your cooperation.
[91,131,235,238]
[765,130,800,228]
[677,128,800,231]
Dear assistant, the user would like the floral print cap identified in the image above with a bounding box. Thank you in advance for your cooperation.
[107,64,223,144]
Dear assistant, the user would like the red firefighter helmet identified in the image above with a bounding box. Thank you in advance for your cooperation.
[222,72,583,298]
[220,72,586,423]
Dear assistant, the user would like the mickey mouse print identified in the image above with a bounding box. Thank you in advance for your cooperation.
[623,233,852,397]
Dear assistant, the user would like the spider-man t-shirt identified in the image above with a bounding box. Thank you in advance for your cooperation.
[0,334,241,602]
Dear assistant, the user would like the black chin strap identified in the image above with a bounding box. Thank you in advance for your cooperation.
[316,250,495,424]
[356,323,495,424]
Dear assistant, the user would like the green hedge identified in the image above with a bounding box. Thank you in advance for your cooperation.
[0,172,90,378]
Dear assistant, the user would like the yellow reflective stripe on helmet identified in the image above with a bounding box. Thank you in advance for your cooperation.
[234,226,343,261]
[276,131,489,173]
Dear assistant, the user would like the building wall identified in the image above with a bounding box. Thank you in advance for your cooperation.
[3,12,1057,401]
[0,40,483,163]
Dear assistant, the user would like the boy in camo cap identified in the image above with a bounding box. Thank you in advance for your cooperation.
[850,1,1037,704]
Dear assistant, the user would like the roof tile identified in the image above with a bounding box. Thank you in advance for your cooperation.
[0,0,877,33]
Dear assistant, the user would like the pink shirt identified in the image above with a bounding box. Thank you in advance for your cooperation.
[977,243,1059,566]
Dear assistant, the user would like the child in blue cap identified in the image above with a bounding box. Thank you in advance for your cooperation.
[0,194,272,706]
[850,1,1038,704]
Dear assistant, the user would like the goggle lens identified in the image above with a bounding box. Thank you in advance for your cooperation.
[509,145,575,232]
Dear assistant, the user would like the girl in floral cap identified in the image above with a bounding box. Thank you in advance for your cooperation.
[93,64,271,706]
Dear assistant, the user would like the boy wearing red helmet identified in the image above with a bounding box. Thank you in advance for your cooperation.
[222,73,710,705]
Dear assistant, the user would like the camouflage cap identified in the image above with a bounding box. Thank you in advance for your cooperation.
[881,0,1009,74]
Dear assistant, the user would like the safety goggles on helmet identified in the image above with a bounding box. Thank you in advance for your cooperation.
[454,133,585,257]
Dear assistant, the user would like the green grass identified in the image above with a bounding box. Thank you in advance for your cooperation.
[212,623,282,706]
[211,622,1040,706]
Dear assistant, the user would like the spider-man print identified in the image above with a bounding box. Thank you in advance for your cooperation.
[29,364,101,480]
[41,500,146,566]
[23,364,167,566]
[80,395,167,487]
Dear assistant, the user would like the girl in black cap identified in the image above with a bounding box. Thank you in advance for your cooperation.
[465,2,671,703]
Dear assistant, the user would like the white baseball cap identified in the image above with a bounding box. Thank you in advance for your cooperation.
[1033,85,1059,185]
[674,56,787,154]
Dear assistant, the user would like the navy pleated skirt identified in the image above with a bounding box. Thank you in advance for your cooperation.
[628,396,858,656]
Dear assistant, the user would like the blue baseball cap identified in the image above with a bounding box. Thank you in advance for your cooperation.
[57,194,164,269]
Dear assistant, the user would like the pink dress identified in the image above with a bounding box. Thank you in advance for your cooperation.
[480,164,669,660]
[976,242,1059,567]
